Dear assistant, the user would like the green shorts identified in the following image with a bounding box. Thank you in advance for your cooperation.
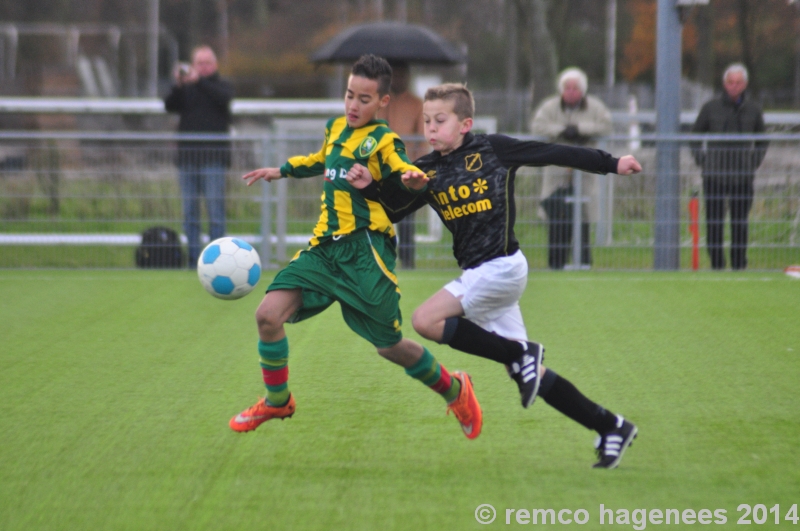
[267,230,403,348]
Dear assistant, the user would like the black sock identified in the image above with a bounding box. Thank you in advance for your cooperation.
[440,317,524,365]
[539,370,618,434]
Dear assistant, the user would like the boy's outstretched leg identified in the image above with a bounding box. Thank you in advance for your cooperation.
[537,367,638,468]
[443,316,545,408]
[412,289,542,408]
[229,336,297,432]
[378,339,483,439]
[230,289,302,433]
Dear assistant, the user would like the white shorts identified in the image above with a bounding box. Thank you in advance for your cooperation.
[443,250,529,341]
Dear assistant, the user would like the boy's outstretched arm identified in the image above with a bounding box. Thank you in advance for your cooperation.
[243,167,283,186]
[617,155,642,175]
[486,134,640,176]
[401,170,429,191]
[346,164,429,192]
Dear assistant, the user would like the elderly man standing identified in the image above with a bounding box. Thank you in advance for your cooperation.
[692,63,767,270]
[530,67,612,269]
[164,45,234,266]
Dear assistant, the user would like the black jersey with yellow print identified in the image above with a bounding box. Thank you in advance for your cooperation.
[279,116,422,246]
[372,133,619,270]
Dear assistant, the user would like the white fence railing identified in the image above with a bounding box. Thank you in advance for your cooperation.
[0,131,798,271]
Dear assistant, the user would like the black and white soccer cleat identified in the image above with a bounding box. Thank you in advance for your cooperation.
[593,415,638,469]
[507,342,544,409]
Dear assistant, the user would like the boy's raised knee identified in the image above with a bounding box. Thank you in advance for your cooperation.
[411,310,446,343]
[255,302,283,333]
[411,309,434,339]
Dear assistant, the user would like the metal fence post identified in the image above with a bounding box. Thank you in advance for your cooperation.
[654,137,681,269]
[654,0,683,270]
[565,169,590,270]
[571,169,583,268]
[596,139,611,246]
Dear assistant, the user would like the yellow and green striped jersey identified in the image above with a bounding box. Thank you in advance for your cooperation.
[279,116,422,246]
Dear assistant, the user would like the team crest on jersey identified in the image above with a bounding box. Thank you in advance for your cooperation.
[426,170,437,179]
[358,137,379,158]
[465,153,483,172]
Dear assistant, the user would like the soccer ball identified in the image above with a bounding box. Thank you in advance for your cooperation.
[197,237,262,300]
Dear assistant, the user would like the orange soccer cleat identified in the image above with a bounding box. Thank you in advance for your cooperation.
[229,395,296,432]
[447,371,483,440]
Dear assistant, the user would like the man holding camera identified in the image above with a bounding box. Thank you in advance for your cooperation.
[164,45,234,266]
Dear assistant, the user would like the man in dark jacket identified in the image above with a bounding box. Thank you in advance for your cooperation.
[164,45,233,265]
[692,63,767,270]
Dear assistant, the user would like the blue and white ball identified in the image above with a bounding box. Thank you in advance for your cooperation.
[197,237,261,300]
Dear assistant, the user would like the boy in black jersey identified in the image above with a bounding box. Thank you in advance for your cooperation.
[347,83,642,468]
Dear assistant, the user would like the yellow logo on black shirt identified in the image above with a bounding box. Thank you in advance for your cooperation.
[358,137,379,158]
[465,153,482,172]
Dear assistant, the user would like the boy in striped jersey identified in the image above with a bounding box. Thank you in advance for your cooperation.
[231,55,482,439]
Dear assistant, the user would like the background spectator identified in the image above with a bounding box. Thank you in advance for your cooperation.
[691,63,767,270]
[530,67,612,269]
[164,45,234,266]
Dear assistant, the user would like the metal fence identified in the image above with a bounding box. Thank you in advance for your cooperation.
[0,131,798,270]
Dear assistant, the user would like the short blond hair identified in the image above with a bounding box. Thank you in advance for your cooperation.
[424,83,475,120]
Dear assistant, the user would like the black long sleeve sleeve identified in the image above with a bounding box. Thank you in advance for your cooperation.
[486,134,619,174]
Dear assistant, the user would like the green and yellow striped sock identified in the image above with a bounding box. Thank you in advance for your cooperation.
[258,337,290,407]
[405,347,461,403]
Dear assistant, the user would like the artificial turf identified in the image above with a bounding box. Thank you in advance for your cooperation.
[1,270,798,530]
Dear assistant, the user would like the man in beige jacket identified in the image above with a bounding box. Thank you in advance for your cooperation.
[530,67,612,269]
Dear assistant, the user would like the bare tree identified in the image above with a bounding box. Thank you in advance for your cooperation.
[695,0,714,88]
[737,0,756,93]
[517,0,557,109]
[505,0,519,130]
[215,0,229,62]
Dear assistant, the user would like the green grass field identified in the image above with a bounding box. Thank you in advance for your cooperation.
[1,270,799,530]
